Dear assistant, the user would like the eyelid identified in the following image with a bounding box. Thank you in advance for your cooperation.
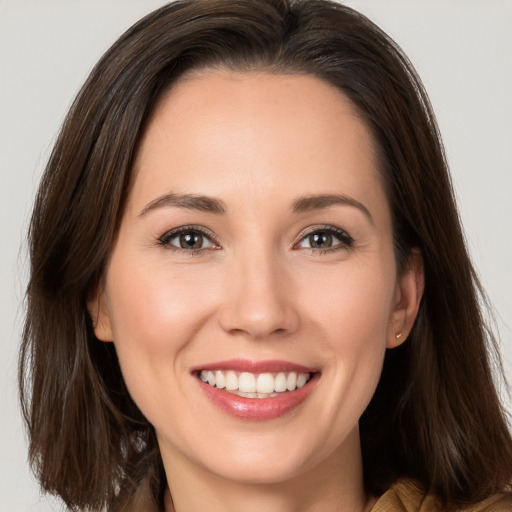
[293,225,354,251]
[158,225,220,251]
[157,224,353,253]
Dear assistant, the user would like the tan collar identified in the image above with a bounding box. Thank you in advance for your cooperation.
[123,477,512,512]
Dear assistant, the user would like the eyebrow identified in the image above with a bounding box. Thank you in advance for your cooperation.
[139,193,227,216]
[139,192,372,222]
[292,194,373,223]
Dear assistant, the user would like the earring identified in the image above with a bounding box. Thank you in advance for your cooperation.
[395,332,403,340]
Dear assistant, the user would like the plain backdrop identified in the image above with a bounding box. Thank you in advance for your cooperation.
[1,1,511,510]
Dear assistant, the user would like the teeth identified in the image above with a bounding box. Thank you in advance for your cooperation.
[225,371,238,391]
[215,370,225,389]
[198,370,311,396]
[256,373,274,394]
[296,373,308,388]
[239,372,256,393]
[286,372,297,391]
[275,372,288,392]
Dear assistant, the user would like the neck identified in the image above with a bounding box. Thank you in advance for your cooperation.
[161,427,376,512]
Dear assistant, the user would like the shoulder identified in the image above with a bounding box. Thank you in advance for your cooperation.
[371,479,512,512]
[370,480,439,512]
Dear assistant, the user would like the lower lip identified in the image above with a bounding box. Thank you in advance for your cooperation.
[197,373,319,420]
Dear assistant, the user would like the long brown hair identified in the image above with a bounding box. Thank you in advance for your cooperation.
[20,0,512,510]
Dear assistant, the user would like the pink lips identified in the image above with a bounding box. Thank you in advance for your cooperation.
[193,359,319,421]
[195,358,317,374]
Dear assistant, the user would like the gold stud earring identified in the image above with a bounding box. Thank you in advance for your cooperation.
[395,332,403,340]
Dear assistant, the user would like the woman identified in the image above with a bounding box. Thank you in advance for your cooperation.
[19,0,512,510]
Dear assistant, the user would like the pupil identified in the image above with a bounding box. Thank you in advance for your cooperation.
[179,232,202,249]
[310,232,332,248]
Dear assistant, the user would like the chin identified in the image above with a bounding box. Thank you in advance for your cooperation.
[187,430,333,486]
[206,456,310,485]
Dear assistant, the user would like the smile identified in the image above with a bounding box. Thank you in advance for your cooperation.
[198,370,312,398]
[194,360,319,420]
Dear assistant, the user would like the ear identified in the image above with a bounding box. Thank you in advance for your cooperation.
[387,248,424,349]
[87,281,114,342]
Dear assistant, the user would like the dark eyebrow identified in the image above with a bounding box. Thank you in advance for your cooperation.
[139,193,227,217]
[292,194,373,223]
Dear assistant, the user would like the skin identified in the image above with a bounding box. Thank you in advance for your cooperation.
[89,71,423,512]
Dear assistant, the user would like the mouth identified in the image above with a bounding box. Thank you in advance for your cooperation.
[197,369,313,398]
[193,360,320,420]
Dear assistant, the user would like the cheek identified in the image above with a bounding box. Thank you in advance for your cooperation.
[106,257,216,346]
[103,257,219,404]
[309,261,395,345]
[307,262,394,409]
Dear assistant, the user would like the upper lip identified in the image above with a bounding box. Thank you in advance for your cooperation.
[191,358,318,374]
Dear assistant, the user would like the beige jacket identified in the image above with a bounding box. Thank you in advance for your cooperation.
[125,478,512,511]
[372,480,512,512]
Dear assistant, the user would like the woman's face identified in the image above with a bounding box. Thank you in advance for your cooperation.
[91,71,421,486]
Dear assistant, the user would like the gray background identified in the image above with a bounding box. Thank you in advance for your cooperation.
[1,1,511,510]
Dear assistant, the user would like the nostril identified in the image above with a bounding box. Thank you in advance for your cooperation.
[219,307,300,340]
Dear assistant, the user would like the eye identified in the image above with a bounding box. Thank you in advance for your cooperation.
[295,226,353,251]
[159,226,217,251]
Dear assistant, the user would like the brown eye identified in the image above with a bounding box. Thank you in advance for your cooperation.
[308,232,333,249]
[296,227,354,251]
[179,232,204,249]
[159,227,217,251]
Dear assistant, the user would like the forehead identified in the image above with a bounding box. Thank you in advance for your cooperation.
[129,70,386,217]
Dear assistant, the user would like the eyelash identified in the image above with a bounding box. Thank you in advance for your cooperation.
[157,225,354,254]
[294,225,354,253]
[158,225,219,255]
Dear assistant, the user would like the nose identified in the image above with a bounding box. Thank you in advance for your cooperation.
[218,247,300,340]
